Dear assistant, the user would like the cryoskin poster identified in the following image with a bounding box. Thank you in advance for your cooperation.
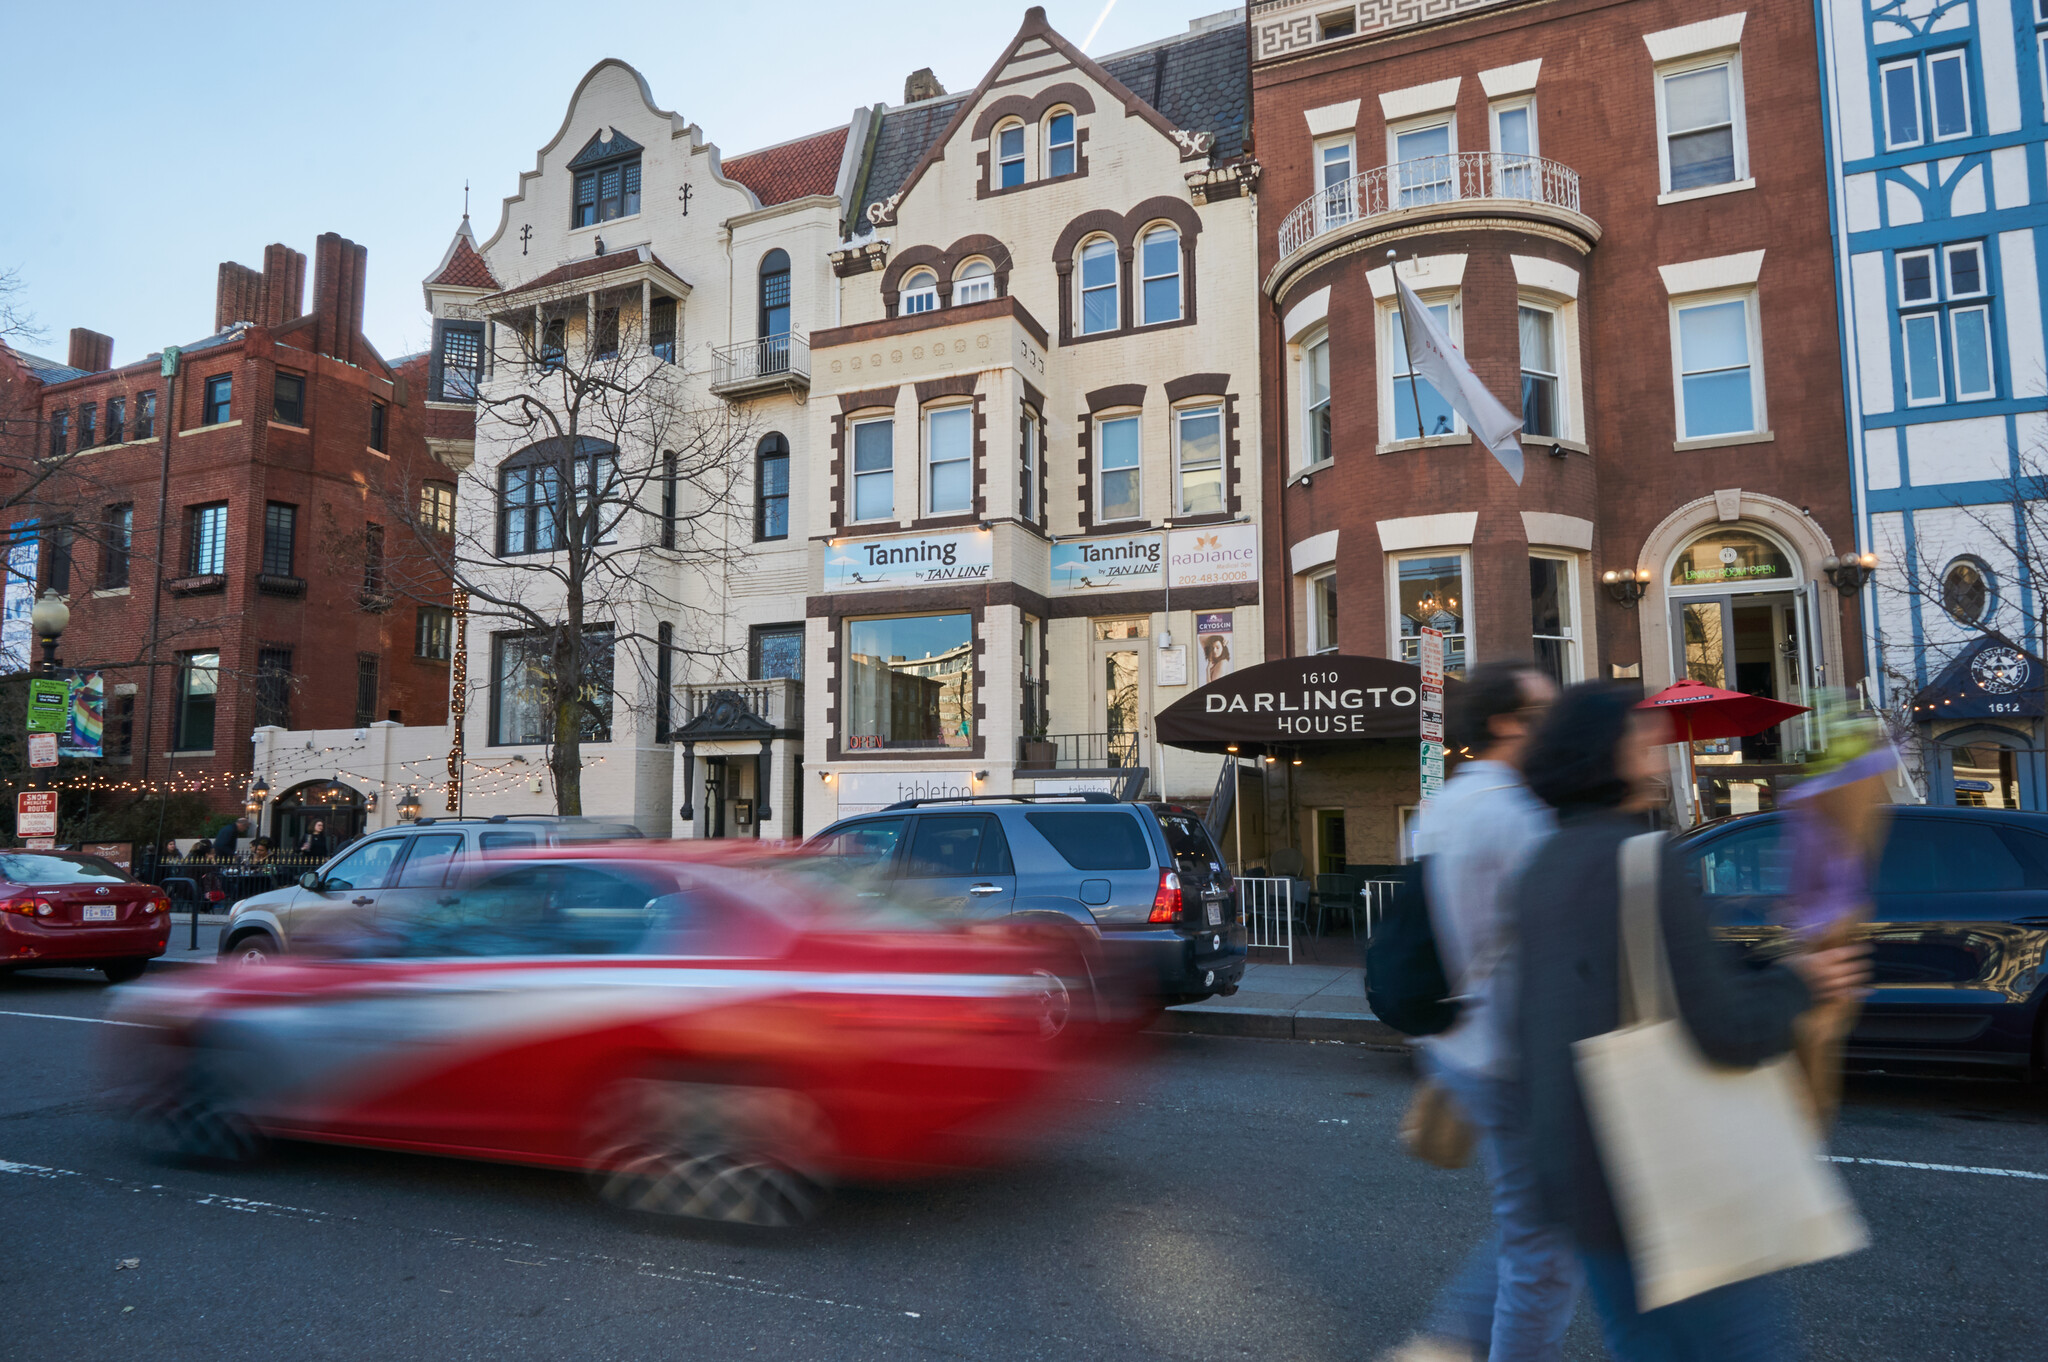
[1196,611,1234,686]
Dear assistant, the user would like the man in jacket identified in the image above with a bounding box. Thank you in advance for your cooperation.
[1400,660,1577,1362]
[211,816,250,861]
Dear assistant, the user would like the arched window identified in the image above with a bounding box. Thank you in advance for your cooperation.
[996,119,1026,187]
[1045,110,1077,177]
[1078,237,1118,335]
[758,249,790,339]
[1140,226,1181,325]
[901,269,939,315]
[757,433,790,542]
[954,259,995,306]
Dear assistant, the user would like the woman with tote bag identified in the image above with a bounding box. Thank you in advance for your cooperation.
[1511,684,1870,1362]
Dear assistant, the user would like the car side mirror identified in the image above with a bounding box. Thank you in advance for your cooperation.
[299,871,325,892]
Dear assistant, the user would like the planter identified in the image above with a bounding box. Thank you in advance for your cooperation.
[1018,740,1057,771]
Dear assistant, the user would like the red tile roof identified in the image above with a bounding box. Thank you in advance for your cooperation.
[429,234,500,290]
[483,247,683,303]
[721,128,848,205]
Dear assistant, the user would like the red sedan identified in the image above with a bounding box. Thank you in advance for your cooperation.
[111,845,1123,1226]
[0,851,172,982]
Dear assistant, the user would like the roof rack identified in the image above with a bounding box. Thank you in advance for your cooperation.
[880,792,1120,811]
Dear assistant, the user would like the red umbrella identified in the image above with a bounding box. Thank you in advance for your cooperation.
[1637,680,1812,822]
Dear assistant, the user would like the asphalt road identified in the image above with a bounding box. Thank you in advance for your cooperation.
[0,961,2042,1362]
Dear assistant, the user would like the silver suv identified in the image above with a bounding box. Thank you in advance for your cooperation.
[219,816,641,964]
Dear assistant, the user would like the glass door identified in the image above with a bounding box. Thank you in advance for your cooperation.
[1671,594,1734,692]
[1090,619,1151,770]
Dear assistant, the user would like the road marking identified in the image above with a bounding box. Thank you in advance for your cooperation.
[0,1009,153,1028]
[1826,1155,2048,1181]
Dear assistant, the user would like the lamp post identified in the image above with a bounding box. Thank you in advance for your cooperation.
[398,788,421,822]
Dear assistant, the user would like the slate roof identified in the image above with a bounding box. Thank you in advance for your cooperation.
[852,96,966,236]
[429,232,500,290]
[722,127,849,206]
[13,351,90,384]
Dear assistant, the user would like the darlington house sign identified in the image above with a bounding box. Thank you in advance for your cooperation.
[1154,655,1426,756]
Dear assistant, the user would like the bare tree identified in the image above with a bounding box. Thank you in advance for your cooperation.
[371,282,755,813]
[0,267,45,346]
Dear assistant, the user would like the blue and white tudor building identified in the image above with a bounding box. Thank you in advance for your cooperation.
[1819,0,2048,808]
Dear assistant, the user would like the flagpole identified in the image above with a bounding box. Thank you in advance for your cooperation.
[1390,249,1428,438]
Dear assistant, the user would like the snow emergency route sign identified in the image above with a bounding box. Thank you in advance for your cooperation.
[16,790,57,836]
[1419,627,1445,802]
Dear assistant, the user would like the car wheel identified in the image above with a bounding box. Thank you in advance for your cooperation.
[226,932,279,967]
[1028,968,1074,1039]
[135,1063,265,1166]
[587,1074,826,1228]
[101,959,148,984]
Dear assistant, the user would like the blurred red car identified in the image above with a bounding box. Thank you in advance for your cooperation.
[111,844,1123,1226]
[0,851,172,982]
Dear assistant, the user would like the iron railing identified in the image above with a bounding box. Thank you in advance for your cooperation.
[1276,153,1583,261]
[674,678,803,733]
[1041,731,1144,769]
[1239,877,1295,962]
[710,332,810,392]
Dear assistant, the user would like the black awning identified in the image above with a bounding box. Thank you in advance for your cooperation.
[1155,655,1425,757]
[1911,638,2045,722]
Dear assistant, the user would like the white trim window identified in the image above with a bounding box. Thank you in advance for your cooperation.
[1898,242,1995,405]
[1079,237,1118,335]
[1046,109,1077,177]
[996,119,1026,188]
[1175,404,1224,516]
[1316,136,1356,229]
[1656,55,1747,193]
[1519,302,1564,438]
[1394,551,1469,676]
[1881,51,1972,150]
[1384,295,1461,441]
[1020,407,1040,522]
[1529,552,1580,684]
[1308,569,1340,654]
[1096,413,1141,522]
[851,416,894,522]
[1304,330,1333,465]
[901,270,938,315]
[1672,291,1764,439]
[1390,116,1455,208]
[1140,226,1182,325]
[925,406,973,515]
[954,259,995,306]
[1491,97,1538,198]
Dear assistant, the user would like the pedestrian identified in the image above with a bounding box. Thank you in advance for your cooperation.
[1512,683,1869,1361]
[1394,660,1577,1362]
[212,815,250,860]
[296,819,331,861]
[247,837,274,867]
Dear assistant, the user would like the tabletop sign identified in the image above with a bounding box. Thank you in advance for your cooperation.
[1419,627,1446,802]
[27,732,57,767]
[16,790,57,837]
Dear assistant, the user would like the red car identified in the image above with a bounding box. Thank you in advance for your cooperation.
[111,844,1122,1226]
[0,851,172,982]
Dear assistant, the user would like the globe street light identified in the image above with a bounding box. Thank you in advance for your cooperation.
[30,588,68,673]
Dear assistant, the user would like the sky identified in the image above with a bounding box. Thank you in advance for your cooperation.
[0,0,1231,370]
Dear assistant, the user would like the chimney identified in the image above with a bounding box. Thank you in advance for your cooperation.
[260,244,306,326]
[216,261,263,331]
[903,68,946,103]
[66,328,113,373]
[312,232,369,365]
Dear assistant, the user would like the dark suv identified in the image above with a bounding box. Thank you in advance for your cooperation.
[806,794,1246,1006]
[1677,805,2048,1077]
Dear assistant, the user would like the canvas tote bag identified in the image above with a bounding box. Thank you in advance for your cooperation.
[1572,833,1867,1310]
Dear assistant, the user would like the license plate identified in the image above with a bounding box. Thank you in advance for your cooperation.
[1205,899,1222,927]
[83,905,117,922]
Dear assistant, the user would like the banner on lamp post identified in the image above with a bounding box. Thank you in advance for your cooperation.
[1419,626,1446,802]
[26,677,67,734]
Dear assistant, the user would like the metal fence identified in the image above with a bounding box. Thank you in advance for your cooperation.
[138,853,324,908]
[1358,879,1402,939]
[1239,876,1295,963]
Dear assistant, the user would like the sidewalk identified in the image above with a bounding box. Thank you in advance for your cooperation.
[1150,958,1408,1045]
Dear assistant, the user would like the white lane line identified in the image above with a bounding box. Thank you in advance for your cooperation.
[0,1009,153,1028]
[1826,1155,2048,1181]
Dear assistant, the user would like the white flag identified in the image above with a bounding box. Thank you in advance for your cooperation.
[1394,272,1525,484]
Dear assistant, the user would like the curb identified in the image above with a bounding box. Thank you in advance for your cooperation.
[1149,1004,1411,1046]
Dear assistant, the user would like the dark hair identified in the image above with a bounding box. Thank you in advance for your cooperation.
[1524,682,1644,812]
[1447,660,1545,754]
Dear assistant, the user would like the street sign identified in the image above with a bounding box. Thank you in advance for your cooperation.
[27,732,56,767]
[1419,627,1446,802]
[26,677,68,734]
[22,837,54,850]
[16,790,57,836]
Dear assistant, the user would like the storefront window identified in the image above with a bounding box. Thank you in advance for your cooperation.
[843,613,975,750]
[1397,554,1467,675]
[1669,527,1792,588]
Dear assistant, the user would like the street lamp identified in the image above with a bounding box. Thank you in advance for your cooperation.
[398,788,422,822]
[30,589,68,672]
[1821,551,1880,597]
[1601,567,1653,607]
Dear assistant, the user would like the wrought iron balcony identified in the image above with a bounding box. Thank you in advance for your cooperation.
[1021,731,1145,771]
[1276,153,1587,263]
[709,332,810,399]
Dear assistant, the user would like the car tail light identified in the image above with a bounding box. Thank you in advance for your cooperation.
[143,896,168,915]
[1,895,54,917]
[1148,870,1184,924]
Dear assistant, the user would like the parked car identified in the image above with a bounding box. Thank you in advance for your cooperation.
[804,794,1246,1007]
[218,815,642,964]
[113,843,1117,1226]
[0,850,172,983]
[1676,805,2048,1077]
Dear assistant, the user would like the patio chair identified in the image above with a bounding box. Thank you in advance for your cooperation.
[1313,873,1363,938]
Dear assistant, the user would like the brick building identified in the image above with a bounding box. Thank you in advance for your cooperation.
[0,233,453,826]
[1250,0,1860,862]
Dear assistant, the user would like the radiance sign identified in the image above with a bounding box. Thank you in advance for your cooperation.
[1155,654,1426,756]
[1050,522,1259,595]
[825,530,992,592]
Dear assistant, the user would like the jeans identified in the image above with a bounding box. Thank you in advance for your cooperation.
[1423,1058,1580,1362]
[1578,1250,1798,1362]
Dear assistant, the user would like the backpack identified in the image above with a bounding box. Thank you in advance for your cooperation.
[1363,858,1461,1037]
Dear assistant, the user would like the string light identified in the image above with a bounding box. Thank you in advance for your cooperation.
[447,588,469,813]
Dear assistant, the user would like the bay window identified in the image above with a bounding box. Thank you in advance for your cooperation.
[1385,299,1459,441]
[1519,304,1562,438]
[1395,553,1468,675]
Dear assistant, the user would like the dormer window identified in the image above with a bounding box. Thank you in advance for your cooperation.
[997,121,1026,188]
[1046,111,1076,177]
[954,260,995,306]
[567,128,645,229]
[902,270,939,315]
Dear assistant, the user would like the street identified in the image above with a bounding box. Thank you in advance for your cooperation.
[0,959,2042,1362]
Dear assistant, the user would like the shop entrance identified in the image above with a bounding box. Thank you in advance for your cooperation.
[1089,618,1152,770]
